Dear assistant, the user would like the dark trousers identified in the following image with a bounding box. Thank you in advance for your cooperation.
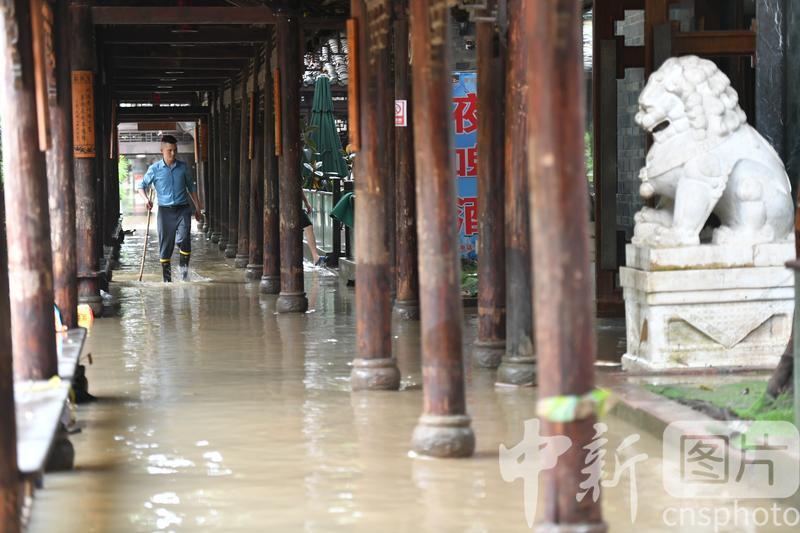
[157,204,192,262]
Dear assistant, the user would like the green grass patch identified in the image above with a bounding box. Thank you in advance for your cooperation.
[646,380,794,423]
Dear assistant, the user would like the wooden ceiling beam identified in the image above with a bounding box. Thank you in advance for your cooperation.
[106,58,247,71]
[93,6,276,25]
[106,45,257,59]
[110,70,233,80]
[98,27,271,44]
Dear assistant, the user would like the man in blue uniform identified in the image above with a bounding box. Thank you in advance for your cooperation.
[137,135,202,282]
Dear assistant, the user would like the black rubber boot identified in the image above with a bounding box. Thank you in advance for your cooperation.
[179,253,190,281]
[161,261,172,282]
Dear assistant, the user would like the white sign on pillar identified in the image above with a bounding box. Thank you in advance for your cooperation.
[395,99,407,127]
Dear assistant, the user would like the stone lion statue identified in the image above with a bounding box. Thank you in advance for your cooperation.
[632,55,793,248]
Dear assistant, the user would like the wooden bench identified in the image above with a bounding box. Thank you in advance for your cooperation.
[15,327,87,476]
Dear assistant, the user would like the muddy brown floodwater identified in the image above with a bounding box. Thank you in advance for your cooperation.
[27,217,796,532]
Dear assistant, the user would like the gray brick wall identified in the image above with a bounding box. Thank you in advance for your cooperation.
[615,11,646,236]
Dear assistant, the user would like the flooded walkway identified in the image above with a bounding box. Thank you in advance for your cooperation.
[26,217,789,532]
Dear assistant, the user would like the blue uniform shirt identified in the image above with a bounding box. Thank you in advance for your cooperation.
[140,159,196,207]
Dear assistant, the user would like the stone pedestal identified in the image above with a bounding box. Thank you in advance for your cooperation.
[621,242,794,371]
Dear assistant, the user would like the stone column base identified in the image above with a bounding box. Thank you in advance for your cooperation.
[350,357,401,390]
[224,244,237,258]
[210,232,221,243]
[411,414,475,458]
[233,254,249,268]
[276,291,308,313]
[393,299,420,320]
[260,275,280,294]
[472,339,505,368]
[496,356,536,386]
[245,264,263,280]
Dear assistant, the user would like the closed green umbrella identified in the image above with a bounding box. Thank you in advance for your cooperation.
[309,75,348,180]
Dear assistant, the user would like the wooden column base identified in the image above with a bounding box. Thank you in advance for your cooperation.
[535,522,608,533]
[276,291,308,313]
[411,414,475,458]
[260,275,280,294]
[245,264,263,280]
[350,357,401,391]
[234,253,249,268]
[496,356,537,386]
[392,299,420,320]
[472,339,506,369]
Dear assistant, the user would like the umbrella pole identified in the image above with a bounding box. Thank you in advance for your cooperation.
[138,189,154,282]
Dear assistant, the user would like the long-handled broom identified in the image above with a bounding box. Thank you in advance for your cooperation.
[137,189,155,282]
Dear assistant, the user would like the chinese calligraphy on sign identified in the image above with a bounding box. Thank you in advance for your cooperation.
[71,70,96,158]
[452,72,478,258]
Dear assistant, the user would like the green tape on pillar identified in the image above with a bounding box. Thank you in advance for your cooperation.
[536,388,613,423]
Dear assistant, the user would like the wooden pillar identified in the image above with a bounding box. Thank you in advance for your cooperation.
[247,49,266,280]
[203,105,211,240]
[1,0,57,381]
[46,0,78,328]
[0,188,20,533]
[224,80,242,256]
[349,0,401,390]
[218,91,231,250]
[71,1,102,315]
[275,15,308,313]
[472,5,507,368]
[235,67,253,268]
[211,94,224,242]
[409,0,474,457]
[496,0,535,386]
[260,41,281,294]
[392,1,420,321]
[529,1,606,530]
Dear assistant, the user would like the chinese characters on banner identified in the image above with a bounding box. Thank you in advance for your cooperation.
[71,70,96,158]
[453,72,478,258]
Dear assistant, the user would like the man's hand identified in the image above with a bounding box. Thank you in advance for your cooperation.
[194,209,202,222]
[146,200,153,212]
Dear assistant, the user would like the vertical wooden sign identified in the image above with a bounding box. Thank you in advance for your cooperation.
[347,18,360,151]
[31,0,52,151]
[197,121,209,161]
[109,100,117,159]
[71,70,96,158]
[273,68,281,156]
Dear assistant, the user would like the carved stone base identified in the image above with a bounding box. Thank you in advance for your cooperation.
[218,238,228,251]
[350,357,401,390]
[621,243,793,371]
[245,264,263,280]
[534,522,608,533]
[224,244,237,258]
[472,339,505,369]
[411,414,475,458]
[78,294,104,317]
[211,232,221,243]
[393,299,420,320]
[260,275,280,294]
[496,356,537,386]
[276,291,308,313]
[233,254,249,268]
